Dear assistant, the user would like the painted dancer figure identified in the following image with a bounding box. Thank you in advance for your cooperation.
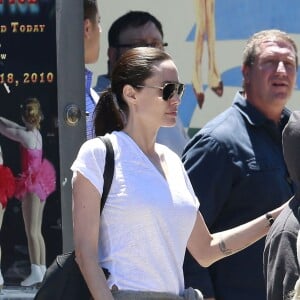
[0,98,56,287]
[192,0,223,108]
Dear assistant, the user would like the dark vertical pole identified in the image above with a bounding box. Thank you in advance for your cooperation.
[56,0,86,252]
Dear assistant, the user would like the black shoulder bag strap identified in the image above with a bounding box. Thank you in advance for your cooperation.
[97,136,114,279]
[98,136,115,213]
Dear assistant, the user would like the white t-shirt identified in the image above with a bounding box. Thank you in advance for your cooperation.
[71,131,199,295]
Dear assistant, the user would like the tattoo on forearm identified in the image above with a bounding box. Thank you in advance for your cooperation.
[219,239,233,256]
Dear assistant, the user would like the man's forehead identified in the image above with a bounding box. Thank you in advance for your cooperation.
[259,38,294,50]
[119,22,162,42]
[256,39,295,57]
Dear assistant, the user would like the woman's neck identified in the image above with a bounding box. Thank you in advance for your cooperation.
[122,129,168,179]
[25,123,35,131]
[123,124,158,156]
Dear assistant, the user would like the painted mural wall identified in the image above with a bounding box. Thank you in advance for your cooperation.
[92,0,300,135]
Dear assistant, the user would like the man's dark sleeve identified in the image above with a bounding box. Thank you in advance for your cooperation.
[182,134,233,297]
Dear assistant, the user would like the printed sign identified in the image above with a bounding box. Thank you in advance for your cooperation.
[0,0,61,286]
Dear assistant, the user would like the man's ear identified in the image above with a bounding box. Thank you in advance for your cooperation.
[123,85,137,104]
[242,64,250,83]
[84,19,91,39]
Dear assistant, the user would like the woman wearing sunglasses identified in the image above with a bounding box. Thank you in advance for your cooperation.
[71,47,288,300]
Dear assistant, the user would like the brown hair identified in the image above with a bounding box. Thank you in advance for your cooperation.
[84,0,98,23]
[242,29,298,68]
[93,47,172,136]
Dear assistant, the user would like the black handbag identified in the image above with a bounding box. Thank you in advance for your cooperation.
[34,136,115,300]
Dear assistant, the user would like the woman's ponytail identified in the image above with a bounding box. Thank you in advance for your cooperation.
[93,89,126,136]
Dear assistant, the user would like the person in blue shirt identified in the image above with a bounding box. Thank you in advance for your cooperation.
[84,0,101,140]
[182,29,297,300]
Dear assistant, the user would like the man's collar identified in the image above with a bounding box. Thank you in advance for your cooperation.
[85,68,93,91]
[233,91,290,126]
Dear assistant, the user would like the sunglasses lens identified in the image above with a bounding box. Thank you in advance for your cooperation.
[178,84,184,97]
[162,84,175,100]
[163,83,185,100]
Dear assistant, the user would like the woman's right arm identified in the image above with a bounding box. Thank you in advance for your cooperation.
[72,172,114,300]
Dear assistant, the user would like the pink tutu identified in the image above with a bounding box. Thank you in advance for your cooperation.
[15,158,56,201]
[0,165,16,208]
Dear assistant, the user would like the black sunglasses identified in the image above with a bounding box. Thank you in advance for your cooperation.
[136,82,185,101]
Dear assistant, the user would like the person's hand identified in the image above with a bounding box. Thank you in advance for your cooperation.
[204,298,216,300]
